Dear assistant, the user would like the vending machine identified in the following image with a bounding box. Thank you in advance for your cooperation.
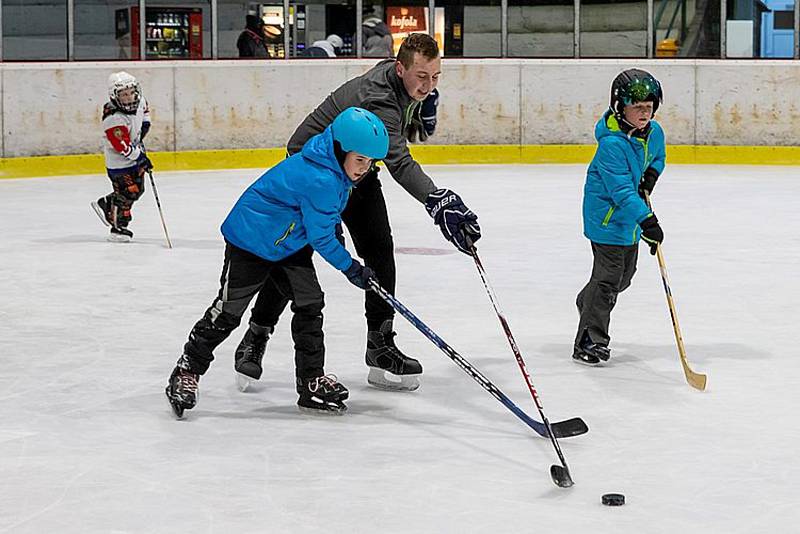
[124,6,203,59]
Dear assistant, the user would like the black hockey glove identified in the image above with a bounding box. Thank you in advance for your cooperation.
[425,188,481,255]
[335,222,345,247]
[640,214,664,255]
[639,167,659,199]
[137,153,153,174]
[343,259,375,291]
[420,88,439,137]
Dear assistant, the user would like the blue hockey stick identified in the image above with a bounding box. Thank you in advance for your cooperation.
[368,280,587,440]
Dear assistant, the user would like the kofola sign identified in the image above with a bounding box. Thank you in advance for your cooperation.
[386,7,426,33]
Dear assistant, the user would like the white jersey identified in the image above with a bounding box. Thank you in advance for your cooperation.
[102,98,151,171]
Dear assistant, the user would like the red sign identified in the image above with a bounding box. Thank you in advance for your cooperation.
[385,7,426,34]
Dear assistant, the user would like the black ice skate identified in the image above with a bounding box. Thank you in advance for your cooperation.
[108,226,133,243]
[234,323,273,392]
[165,354,199,419]
[572,334,611,367]
[365,320,422,391]
[91,196,114,228]
[297,375,349,415]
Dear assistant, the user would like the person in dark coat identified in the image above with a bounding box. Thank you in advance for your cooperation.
[237,15,270,58]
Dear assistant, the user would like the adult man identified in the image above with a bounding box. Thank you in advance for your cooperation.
[235,33,480,392]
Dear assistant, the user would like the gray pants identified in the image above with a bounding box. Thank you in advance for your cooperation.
[574,242,639,349]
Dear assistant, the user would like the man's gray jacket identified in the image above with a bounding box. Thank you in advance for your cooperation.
[287,59,436,203]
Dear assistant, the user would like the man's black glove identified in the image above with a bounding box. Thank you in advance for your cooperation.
[425,188,481,254]
[406,89,439,143]
[343,259,375,291]
[335,222,345,246]
[640,214,664,255]
[639,167,659,199]
[420,88,439,137]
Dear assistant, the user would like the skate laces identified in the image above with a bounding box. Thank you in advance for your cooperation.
[178,368,198,393]
[309,374,339,393]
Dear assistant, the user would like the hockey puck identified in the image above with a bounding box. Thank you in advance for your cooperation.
[602,493,625,506]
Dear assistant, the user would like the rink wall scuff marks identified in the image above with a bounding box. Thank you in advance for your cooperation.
[1,59,799,178]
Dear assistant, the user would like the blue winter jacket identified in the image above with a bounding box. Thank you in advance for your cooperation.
[582,110,666,246]
[221,126,353,272]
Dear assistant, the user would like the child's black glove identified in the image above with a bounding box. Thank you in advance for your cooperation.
[640,214,664,255]
[639,167,659,199]
[343,259,375,291]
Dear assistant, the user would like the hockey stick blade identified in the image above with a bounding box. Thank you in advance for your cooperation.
[369,280,587,439]
[549,417,589,439]
[550,465,574,488]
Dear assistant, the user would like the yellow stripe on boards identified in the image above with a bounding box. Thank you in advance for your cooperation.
[2,145,800,180]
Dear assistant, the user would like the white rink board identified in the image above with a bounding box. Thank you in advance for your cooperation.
[3,59,800,157]
[0,164,798,533]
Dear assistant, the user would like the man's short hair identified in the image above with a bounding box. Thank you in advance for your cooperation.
[397,33,439,69]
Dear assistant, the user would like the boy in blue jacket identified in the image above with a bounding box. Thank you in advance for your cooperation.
[165,107,389,416]
[573,69,666,366]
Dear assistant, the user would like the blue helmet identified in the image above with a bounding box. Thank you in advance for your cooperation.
[331,107,389,160]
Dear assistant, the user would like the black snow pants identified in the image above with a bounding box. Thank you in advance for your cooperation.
[183,243,325,380]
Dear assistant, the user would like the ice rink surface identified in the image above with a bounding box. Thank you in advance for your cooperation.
[1,164,797,533]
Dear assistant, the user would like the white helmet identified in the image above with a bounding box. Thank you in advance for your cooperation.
[326,34,343,50]
[108,71,141,113]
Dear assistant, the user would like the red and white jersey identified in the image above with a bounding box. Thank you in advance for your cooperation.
[102,98,150,171]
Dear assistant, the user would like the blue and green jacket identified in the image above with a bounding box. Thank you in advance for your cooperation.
[221,125,353,272]
[582,110,666,246]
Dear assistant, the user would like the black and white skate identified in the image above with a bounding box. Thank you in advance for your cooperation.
[572,342,610,366]
[366,320,422,391]
[165,355,199,419]
[234,323,272,392]
[297,375,349,415]
[108,226,133,243]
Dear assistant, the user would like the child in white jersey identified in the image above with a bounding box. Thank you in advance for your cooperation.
[91,71,153,242]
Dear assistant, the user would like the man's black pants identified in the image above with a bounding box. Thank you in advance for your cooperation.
[249,174,395,332]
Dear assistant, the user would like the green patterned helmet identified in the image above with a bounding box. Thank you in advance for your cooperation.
[610,69,663,121]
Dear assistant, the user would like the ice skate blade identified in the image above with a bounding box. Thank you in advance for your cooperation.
[298,403,347,416]
[367,368,420,391]
[235,372,255,392]
[571,356,603,367]
[165,389,186,419]
[107,233,132,243]
[91,201,111,227]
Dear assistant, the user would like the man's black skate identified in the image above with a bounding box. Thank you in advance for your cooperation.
[297,375,348,414]
[572,335,611,367]
[108,226,133,243]
[234,323,273,392]
[165,354,199,419]
[366,319,422,391]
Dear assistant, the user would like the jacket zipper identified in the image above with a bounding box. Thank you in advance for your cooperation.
[274,222,296,246]
[602,206,615,226]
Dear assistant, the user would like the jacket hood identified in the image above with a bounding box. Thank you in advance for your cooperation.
[594,109,627,142]
[301,126,350,187]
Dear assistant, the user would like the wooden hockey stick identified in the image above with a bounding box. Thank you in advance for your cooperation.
[148,171,173,249]
[645,193,706,390]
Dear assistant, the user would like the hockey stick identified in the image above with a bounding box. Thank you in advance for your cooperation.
[369,280,586,442]
[470,249,580,488]
[644,192,706,391]
[147,171,173,249]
